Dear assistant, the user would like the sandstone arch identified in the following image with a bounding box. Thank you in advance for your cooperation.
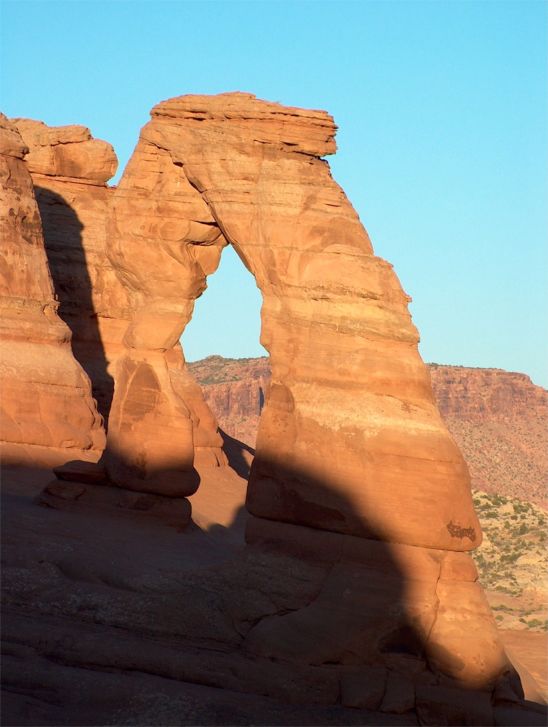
[3,98,521,701]
[105,93,480,551]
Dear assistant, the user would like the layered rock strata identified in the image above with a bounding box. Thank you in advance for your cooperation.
[101,93,512,690]
[105,116,230,492]
[4,95,523,704]
[13,118,127,422]
[122,93,480,550]
[13,118,226,480]
[0,115,104,454]
[191,356,548,505]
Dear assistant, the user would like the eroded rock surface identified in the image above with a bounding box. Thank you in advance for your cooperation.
[12,117,226,484]
[95,93,514,692]
[0,115,104,454]
[3,95,539,718]
[115,92,479,552]
[13,118,127,423]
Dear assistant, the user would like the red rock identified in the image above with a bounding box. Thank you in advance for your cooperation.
[192,356,548,506]
[13,117,226,482]
[13,118,117,183]
[426,580,510,688]
[44,481,87,501]
[38,478,192,529]
[53,460,107,484]
[3,96,523,709]
[0,115,104,455]
[104,92,479,551]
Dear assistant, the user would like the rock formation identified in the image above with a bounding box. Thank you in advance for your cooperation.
[112,94,477,544]
[0,115,104,456]
[101,93,510,690]
[3,96,538,719]
[190,356,548,506]
[12,117,226,482]
[12,118,126,422]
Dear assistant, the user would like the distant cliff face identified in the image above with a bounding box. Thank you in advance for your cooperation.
[429,364,548,420]
[189,356,548,506]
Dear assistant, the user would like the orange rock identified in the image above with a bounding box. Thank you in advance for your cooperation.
[13,118,117,183]
[12,117,226,482]
[126,92,479,550]
[0,115,104,454]
[426,580,510,688]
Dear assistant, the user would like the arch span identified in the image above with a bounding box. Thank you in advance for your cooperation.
[106,92,478,553]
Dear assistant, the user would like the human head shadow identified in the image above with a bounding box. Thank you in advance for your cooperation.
[35,186,114,423]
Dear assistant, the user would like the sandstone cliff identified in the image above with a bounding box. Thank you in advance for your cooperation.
[12,117,226,482]
[0,115,104,455]
[430,365,548,505]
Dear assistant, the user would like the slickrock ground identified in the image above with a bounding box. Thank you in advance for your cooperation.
[2,461,546,725]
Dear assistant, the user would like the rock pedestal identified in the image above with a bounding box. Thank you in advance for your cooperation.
[105,125,229,492]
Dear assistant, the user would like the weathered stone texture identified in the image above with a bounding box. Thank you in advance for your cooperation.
[0,115,104,452]
[118,92,480,551]
[12,117,225,480]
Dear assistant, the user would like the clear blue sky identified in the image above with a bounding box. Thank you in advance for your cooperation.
[2,0,546,387]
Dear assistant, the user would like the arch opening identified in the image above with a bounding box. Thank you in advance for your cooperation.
[182,244,266,366]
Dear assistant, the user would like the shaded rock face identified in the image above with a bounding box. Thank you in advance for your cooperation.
[110,92,479,551]
[12,117,225,480]
[13,118,128,423]
[0,115,104,454]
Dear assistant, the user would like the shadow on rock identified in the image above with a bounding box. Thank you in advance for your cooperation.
[36,186,114,423]
[2,449,546,726]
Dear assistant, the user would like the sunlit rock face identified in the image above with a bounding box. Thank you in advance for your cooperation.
[2,97,516,697]
[106,121,228,492]
[125,92,480,552]
[103,94,510,690]
[13,118,128,424]
[12,117,225,484]
[0,115,104,453]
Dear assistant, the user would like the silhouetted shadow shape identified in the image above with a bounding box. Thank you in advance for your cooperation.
[219,428,255,479]
[35,187,114,424]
